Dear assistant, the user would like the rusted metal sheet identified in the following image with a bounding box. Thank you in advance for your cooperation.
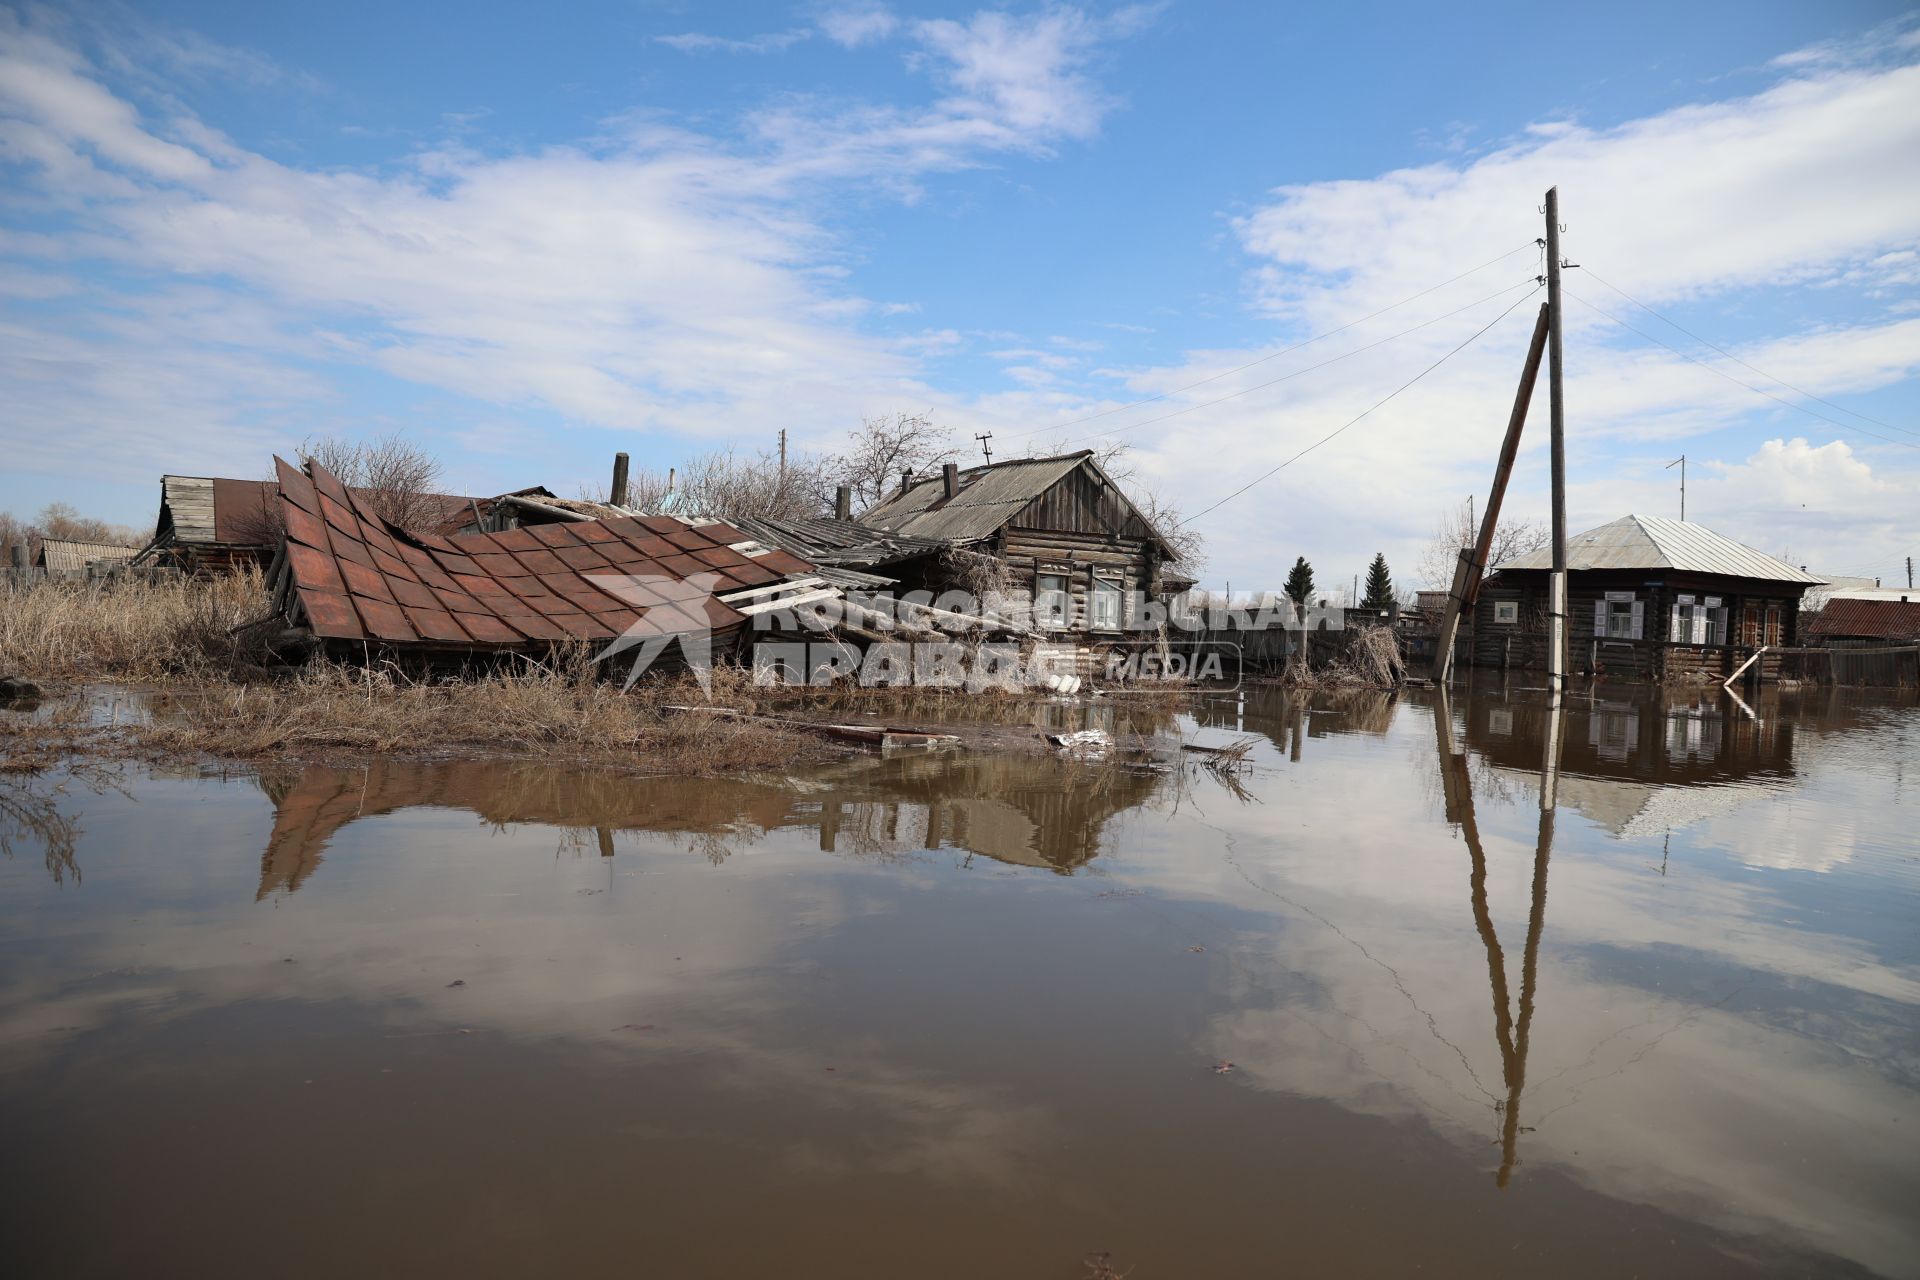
[273,456,828,656]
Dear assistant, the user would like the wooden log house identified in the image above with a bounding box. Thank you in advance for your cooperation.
[859,450,1182,644]
[1470,515,1824,681]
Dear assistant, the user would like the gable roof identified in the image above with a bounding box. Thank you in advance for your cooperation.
[36,538,139,574]
[1495,515,1822,584]
[862,450,1174,554]
[1805,598,1920,642]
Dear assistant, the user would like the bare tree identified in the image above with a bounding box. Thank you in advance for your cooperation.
[826,412,958,511]
[1418,498,1549,589]
[302,433,446,530]
[585,447,830,522]
[1078,439,1208,572]
[0,505,142,564]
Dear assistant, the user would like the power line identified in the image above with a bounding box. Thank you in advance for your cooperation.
[1009,240,1541,444]
[1178,284,1544,527]
[1059,277,1540,445]
[1579,265,1920,443]
[1563,289,1920,454]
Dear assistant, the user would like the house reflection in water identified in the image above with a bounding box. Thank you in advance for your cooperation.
[252,752,1168,899]
[1460,690,1795,841]
[1188,686,1398,761]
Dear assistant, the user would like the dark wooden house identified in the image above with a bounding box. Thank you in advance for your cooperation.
[859,450,1181,638]
[1471,515,1823,681]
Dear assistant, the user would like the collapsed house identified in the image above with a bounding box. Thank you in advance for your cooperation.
[264,457,820,655]
[135,473,554,575]
[1473,515,1824,681]
[260,458,1033,679]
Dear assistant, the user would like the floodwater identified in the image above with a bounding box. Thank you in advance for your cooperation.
[2,685,1917,1279]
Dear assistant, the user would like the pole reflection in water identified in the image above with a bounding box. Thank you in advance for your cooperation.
[1434,686,1563,1188]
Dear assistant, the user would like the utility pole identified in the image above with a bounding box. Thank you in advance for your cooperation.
[777,428,787,485]
[1431,303,1550,686]
[1666,455,1686,520]
[1544,187,1570,696]
[975,432,994,464]
[1908,556,1913,590]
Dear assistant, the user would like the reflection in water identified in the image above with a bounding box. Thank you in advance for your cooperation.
[1437,687,1558,1187]
[254,751,1173,899]
[2,685,1918,1278]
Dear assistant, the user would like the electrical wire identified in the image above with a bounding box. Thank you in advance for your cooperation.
[1579,265,1920,442]
[1007,240,1541,444]
[1176,283,1544,527]
[1058,277,1540,445]
[1564,289,1920,454]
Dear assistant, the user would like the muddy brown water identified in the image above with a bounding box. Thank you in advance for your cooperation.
[2,684,1917,1278]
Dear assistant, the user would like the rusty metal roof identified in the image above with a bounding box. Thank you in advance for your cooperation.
[161,474,543,547]
[273,457,817,648]
[862,452,1093,543]
[1495,515,1823,584]
[1805,598,1920,642]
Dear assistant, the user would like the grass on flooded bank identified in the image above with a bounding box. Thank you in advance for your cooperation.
[0,575,1203,774]
[2,662,837,776]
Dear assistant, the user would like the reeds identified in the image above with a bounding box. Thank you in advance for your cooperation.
[134,660,816,774]
[0,570,272,682]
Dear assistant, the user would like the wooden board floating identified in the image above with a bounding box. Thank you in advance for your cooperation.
[663,705,961,751]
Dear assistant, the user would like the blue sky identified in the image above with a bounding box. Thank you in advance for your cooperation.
[3,0,1918,592]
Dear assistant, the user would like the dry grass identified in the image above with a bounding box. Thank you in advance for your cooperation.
[0,574,1192,775]
[0,570,273,682]
[1282,623,1405,689]
[132,659,821,774]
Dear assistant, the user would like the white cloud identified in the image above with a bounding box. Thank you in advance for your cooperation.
[816,2,899,49]
[0,5,1144,488]
[970,27,1920,589]
[911,5,1154,142]
[655,29,813,56]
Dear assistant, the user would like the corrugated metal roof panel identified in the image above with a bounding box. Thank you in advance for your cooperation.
[862,453,1091,543]
[276,457,829,649]
[1806,599,1920,642]
[1495,515,1823,584]
[36,539,140,574]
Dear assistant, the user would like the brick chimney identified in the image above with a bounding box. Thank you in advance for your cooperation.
[942,462,959,499]
[834,484,851,522]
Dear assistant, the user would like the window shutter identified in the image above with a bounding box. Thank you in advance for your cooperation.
[1669,603,1682,640]
[1593,599,1607,636]
[1629,600,1645,640]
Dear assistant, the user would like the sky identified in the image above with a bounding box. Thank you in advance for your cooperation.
[2,0,1918,594]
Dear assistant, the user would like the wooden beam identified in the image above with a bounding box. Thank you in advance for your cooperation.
[1434,302,1551,685]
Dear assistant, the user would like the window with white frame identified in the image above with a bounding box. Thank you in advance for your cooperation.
[1035,572,1070,630]
[1595,591,1642,640]
[1493,600,1519,625]
[1089,576,1122,630]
